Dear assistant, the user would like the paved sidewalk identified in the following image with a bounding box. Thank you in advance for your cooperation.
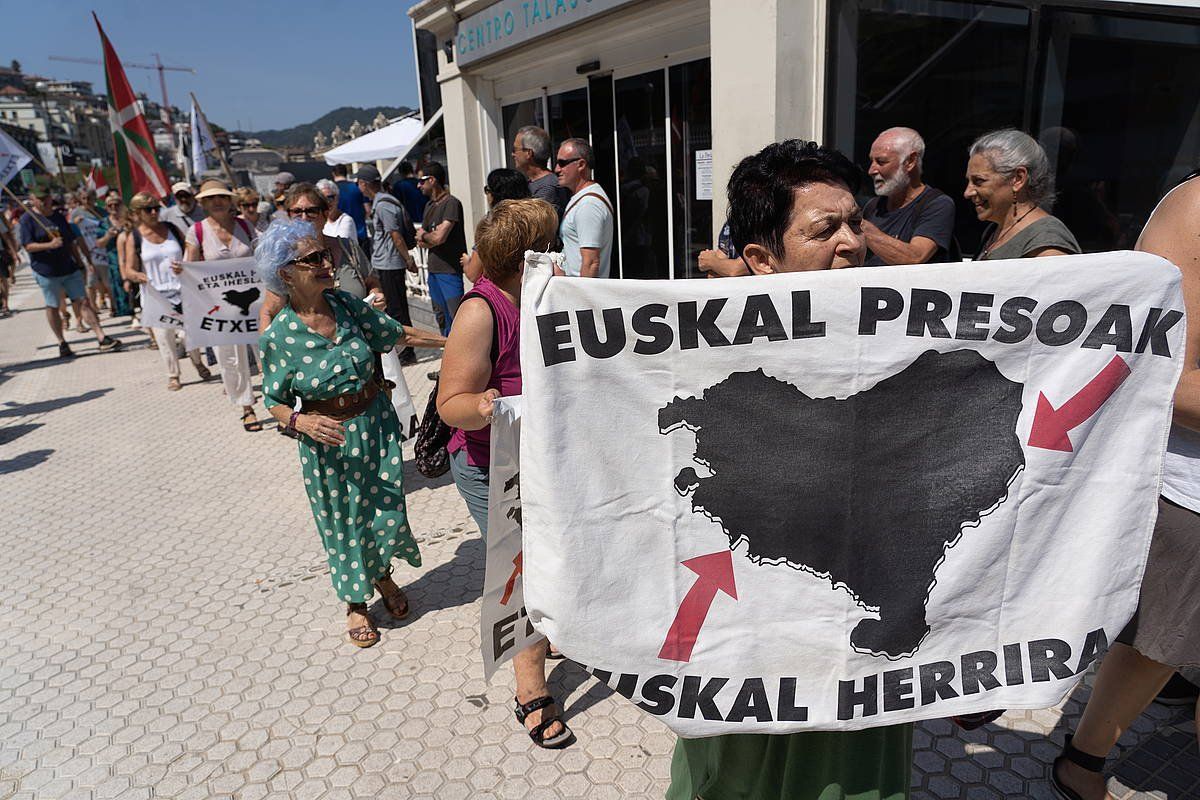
[0,264,1196,800]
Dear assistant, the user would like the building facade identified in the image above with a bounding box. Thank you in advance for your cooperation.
[410,0,1200,276]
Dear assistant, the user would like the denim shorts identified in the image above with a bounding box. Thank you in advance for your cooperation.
[34,270,86,307]
[449,447,490,539]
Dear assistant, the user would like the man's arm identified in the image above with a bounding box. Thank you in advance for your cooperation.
[698,249,750,277]
[388,229,416,271]
[418,220,454,248]
[579,247,601,278]
[862,221,939,265]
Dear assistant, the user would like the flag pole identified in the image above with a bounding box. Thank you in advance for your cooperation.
[190,93,238,188]
[0,182,59,237]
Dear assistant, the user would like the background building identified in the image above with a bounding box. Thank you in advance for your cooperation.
[410,0,1200,276]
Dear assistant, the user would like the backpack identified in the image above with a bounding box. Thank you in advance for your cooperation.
[372,195,417,250]
[865,186,961,263]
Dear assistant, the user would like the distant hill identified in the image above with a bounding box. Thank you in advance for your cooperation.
[241,106,415,148]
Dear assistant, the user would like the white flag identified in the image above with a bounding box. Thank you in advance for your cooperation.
[190,99,217,177]
[139,283,184,330]
[0,128,33,187]
[519,251,1184,735]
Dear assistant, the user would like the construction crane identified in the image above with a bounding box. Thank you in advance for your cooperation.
[48,53,195,122]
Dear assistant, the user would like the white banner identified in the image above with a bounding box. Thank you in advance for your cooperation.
[0,128,32,187]
[481,397,545,679]
[519,251,1185,735]
[179,258,263,348]
[35,142,59,175]
[139,283,184,330]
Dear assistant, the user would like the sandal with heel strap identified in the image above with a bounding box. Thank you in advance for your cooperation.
[514,695,574,749]
[1051,734,1107,800]
[346,602,379,648]
[373,565,409,620]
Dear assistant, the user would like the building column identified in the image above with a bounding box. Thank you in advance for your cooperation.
[709,0,827,239]
[436,52,494,250]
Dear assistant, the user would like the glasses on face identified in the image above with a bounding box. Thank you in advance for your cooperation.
[238,201,257,208]
[321,194,338,203]
[140,205,162,214]
[417,176,431,184]
[555,157,583,169]
[288,206,323,219]
[288,249,334,270]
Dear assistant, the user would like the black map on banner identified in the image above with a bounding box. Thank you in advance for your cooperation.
[660,349,1025,658]
[222,288,260,317]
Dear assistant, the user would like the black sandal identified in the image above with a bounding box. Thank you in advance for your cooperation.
[1051,734,1107,800]
[514,695,574,749]
[374,566,409,620]
[346,602,379,648]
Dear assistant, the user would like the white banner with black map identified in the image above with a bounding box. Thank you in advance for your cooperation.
[179,257,263,348]
[518,250,1185,735]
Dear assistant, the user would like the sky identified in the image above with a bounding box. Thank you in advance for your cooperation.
[1,0,425,131]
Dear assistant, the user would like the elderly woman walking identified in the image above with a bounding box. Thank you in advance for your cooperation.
[965,129,1080,260]
[256,219,441,647]
[181,179,262,431]
[437,198,574,748]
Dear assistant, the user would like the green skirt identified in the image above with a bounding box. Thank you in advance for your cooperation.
[667,726,913,800]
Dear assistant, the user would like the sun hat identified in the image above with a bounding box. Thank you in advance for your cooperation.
[194,179,235,200]
[171,181,194,195]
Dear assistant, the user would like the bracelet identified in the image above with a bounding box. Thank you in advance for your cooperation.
[287,411,301,432]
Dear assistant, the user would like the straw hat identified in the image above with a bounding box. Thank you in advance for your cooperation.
[194,179,234,200]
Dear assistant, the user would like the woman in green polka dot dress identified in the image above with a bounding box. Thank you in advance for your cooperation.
[255,219,445,647]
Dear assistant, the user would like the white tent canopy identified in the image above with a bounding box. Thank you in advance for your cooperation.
[322,110,441,165]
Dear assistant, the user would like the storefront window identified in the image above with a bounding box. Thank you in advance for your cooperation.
[615,70,669,279]
[547,88,590,152]
[829,0,1030,254]
[502,99,545,169]
[669,59,713,279]
[1039,11,1200,251]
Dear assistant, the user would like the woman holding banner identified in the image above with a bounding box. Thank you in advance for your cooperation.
[436,199,574,749]
[181,179,261,431]
[120,192,212,390]
[254,219,440,648]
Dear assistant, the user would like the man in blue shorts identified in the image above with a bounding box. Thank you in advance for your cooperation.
[19,189,123,358]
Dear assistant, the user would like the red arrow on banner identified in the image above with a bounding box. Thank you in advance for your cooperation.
[1028,355,1131,452]
[500,551,522,606]
[658,550,738,663]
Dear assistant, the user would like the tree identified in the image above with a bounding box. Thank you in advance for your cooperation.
[9,60,20,73]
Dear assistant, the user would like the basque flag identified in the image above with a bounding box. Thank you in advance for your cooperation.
[94,13,169,201]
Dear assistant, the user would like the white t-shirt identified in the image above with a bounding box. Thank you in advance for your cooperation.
[324,213,356,242]
[560,184,614,278]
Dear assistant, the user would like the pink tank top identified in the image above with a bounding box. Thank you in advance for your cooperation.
[448,276,521,467]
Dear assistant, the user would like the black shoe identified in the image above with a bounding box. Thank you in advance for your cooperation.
[58,342,75,359]
[1155,673,1200,706]
[399,348,418,366]
[426,370,440,381]
[98,336,124,352]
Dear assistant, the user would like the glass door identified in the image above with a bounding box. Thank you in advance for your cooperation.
[614,69,670,280]
[669,58,712,279]
[1038,10,1200,251]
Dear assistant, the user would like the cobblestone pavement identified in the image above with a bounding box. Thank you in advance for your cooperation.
[0,265,1197,800]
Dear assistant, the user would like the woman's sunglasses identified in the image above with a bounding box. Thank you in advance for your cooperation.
[288,249,334,270]
[288,206,324,219]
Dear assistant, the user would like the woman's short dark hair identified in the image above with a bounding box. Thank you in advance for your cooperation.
[727,140,862,259]
[485,168,532,203]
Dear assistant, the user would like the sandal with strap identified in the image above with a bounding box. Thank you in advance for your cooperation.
[374,566,410,620]
[1051,734,1107,800]
[514,695,574,749]
[346,602,379,648]
[241,410,263,432]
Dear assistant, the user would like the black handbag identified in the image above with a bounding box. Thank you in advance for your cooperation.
[414,377,453,478]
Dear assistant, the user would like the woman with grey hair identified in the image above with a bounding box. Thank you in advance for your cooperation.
[256,219,441,647]
[965,128,1080,260]
[316,179,357,242]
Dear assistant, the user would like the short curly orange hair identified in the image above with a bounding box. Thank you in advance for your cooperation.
[474,199,558,281]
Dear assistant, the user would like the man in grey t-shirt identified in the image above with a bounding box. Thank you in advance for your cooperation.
[555,138,614,278]
[160,182,206,232]
[513,125,569,219]
[356,164,417,362]
[862,127,956,267]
